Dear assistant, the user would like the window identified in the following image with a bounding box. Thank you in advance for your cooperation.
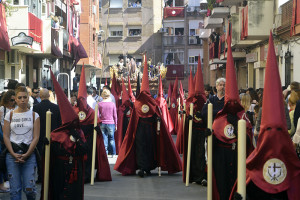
[7,50,19,64]
[0,61,4,80]
[110,0,122,8]
[188,56,199,64]
[13,0,19,5]
[128,28,141,36]
[128,0,141,8]
[164,52,184,65]
[109,26,123,37]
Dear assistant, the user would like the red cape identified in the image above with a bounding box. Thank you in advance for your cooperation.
[116,104,132,154]
[114,91,182,175]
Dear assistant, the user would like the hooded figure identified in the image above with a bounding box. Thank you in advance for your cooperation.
[211,31,254,200]
[114,55,182,177]
[74,65,111,182]
[230,32,300,200]
[116,78,133,154]
[169,77,179,135]
[43,69,87,200]
[182,58,208,185]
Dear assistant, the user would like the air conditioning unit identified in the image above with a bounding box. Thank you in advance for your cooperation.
[187,7,195,12]
[189,37,196,44]
[159,28,167,33]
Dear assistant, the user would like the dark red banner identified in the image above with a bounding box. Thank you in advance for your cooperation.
[0,4,10,51]
[164,7,185,18]
[166,65,184,80]
[240,6,248,40]
[28,12,43,50]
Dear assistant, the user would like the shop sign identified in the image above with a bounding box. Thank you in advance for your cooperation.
[11,32,33,46]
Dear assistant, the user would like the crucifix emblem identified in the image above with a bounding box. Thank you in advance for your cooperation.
[263,158,287,185]
[224,124,236,139]
[141,104,149,114]
[78,111,86,121]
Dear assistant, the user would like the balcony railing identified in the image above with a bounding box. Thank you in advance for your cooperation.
[219,34,226,58]
[188,36,202,45]
[163,35,186,46]
[186,6,207,17]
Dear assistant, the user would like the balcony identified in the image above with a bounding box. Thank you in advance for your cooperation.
[7,6,43,53]
[209,40,226,65]
[186,6,207,17]
[217,0,244,6]
[164,7,185,19]
[231,13,261,48]
[163,35,186,46]
[204,16,223,29]
[239,1,273,40]
[210,7,230,18]
[42,18,63,57]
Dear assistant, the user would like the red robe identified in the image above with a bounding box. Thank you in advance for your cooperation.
[114,91,182,175]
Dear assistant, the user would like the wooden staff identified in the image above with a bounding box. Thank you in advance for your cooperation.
[207,103,213,200]
[237,119,246,199]
[91,104,99,185]
[157,118,161,176]
[168,98,171,108]
[178,98,181,122]
[43,110,52,200]
[185,103,194,186]
[182,103,186,131]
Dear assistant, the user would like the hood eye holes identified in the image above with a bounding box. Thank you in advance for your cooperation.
[266,127,272,131]
[277,128,282,131]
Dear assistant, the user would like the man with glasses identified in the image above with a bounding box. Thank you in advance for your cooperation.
[32,88,40,105]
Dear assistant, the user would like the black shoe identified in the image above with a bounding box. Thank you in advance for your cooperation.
[137,170,144,178]
[145,170,151,176]
[201,179,207,186]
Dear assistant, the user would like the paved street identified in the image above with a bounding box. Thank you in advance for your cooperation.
[0,153,207,200]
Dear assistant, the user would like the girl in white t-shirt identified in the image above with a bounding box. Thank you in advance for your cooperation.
[3,86,40,199]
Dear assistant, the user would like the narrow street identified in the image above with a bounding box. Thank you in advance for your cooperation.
[0,137,207,200]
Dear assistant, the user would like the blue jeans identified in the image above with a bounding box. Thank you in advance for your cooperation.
[100,123,116,155]
[6,151,37,200]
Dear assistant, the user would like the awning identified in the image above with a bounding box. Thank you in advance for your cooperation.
[0,4,11,51]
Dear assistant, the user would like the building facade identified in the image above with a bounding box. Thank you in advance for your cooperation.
[98,0,164,82]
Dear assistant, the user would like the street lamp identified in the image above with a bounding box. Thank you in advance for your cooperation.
[97,30,106,92]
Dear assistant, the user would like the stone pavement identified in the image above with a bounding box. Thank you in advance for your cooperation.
[0,156,207,200]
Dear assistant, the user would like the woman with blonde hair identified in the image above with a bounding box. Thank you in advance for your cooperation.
[98,89,117,155]
[241,93,254,126]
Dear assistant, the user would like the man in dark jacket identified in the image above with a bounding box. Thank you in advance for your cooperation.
[33,88,62,183]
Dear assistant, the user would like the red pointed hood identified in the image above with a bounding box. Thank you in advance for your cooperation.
[141,55,150,94]
[195,56,205,96]
[50,69,79,126]
[167,82,173,102]
[121,78,131,106]
[171,77,178,102]
[128,75,136,102]
[78,64,87,99]
[188,68,195,99]
[179,81,186,105]
[75,65,100,125]
[158,75,164,99]
[246,32,300,194]
[105,78,107,86]
[222,32,243,114]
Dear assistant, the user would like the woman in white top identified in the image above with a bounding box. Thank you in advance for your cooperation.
[3,86,40,199]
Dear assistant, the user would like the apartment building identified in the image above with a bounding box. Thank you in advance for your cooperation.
[162,0,210,88]
[1,0,88,91]
[204,0,274,88]
[98,0,163,80]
